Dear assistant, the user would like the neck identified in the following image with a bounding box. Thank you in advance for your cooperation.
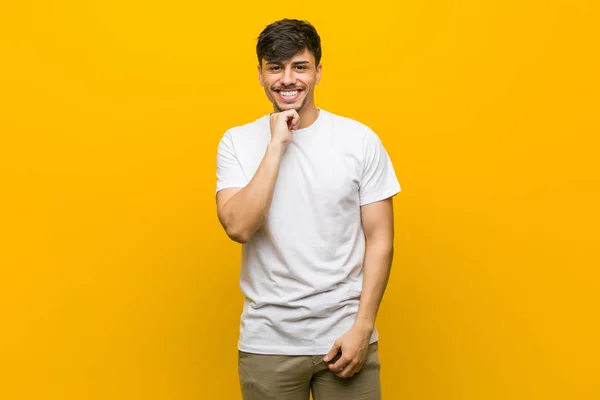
[296,105,319,129]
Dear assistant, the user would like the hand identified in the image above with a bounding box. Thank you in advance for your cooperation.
[269,109,299,148]
[323,324,373,378]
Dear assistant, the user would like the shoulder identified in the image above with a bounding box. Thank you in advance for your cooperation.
[321,109,381,146]
[222,114,269,142]
[324,110,370,134]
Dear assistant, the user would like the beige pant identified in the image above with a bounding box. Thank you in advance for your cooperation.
[238,342,381,400]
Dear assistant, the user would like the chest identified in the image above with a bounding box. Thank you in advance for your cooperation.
[271,137,362,218]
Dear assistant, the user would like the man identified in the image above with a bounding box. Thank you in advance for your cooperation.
[215,18,401,400]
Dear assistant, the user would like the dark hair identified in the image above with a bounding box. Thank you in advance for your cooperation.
[256,19,322,66]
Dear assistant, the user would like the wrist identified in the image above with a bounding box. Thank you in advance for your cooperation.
[353,319,375,336]
[267,141,287,156]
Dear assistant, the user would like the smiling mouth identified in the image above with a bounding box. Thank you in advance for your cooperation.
[275,88,303,102]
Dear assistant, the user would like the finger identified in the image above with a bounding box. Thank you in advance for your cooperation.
[291,111,300,128]
[350,361,365,377]
[286,112,299,130]
[323,342,341,363]
[287,119,298,131]
[282,109,297,119]
[356,360,365,373]
[328,355,351,372]
[337,361,358,378]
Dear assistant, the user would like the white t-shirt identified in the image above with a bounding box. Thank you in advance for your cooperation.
[216,109,401,355]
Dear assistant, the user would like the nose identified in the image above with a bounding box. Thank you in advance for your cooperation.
[280,66,296,87]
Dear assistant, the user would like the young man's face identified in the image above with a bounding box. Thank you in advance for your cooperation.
[258,48,322,114]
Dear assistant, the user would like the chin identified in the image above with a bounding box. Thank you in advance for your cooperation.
[274,100,305,114]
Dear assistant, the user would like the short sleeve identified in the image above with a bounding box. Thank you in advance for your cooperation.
[216,131,248,193]
[359,129,401,206]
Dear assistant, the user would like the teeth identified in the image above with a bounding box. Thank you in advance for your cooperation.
[281,90,298,97]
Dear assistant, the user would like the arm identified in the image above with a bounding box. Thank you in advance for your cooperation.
[324,197,395,378]
[216,142,286,244]
[216,109,299,244]
[354,197,395,333]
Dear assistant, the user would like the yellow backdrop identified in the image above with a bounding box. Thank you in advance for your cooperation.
[1,1,599,399]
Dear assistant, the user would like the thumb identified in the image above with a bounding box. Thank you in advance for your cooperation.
[290,111,300,129]
[285,111,299,130]
[323,340,341,362]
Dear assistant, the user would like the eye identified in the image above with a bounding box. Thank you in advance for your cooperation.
[269,66,281,71]
[295,65,308,70]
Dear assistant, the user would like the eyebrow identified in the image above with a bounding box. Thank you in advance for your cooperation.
[266,60,311,66]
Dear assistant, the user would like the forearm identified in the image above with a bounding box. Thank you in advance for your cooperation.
[220,143,285,243]
[354,239,394,332]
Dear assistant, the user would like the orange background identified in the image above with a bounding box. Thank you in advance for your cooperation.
[1,1,599,399]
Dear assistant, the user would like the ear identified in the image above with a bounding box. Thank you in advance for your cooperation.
[258,64,264,87]
[316,64,322,85]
